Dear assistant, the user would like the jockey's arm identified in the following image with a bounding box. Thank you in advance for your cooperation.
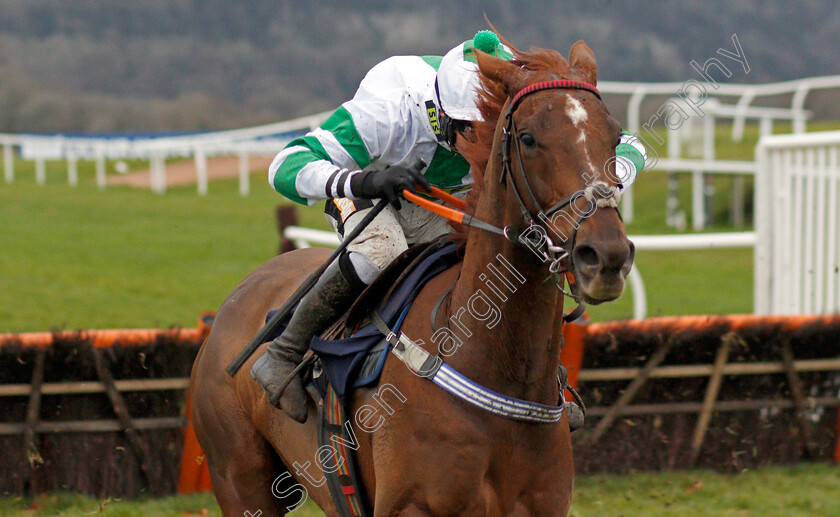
[269,57,436,206]
[268,105,373,206]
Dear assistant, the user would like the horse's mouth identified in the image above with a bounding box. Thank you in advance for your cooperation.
[576,273,627,305]
[572,239,635,305]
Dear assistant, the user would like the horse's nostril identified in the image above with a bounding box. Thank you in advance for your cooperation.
[624,239,636,270]
[573,245,600,269]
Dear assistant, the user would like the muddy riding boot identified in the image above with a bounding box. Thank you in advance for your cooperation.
[251,260,362,422]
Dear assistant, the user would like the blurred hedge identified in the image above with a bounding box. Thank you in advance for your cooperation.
[0,335,200,498]
[573,316,840,474]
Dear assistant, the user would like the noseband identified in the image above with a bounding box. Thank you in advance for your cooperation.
[500,79,622,274]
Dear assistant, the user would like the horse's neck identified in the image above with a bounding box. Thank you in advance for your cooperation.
[446,179,563,404]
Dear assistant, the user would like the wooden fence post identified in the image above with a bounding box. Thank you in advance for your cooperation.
[780,341,816,459]
[90,345,154,491]
[689,333,734,466]
[586,336,676,444]
[23,349,47,473]
[275,205,299,254]
[835,410,840,463]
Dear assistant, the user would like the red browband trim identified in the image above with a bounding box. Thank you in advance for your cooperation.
[510,79,601,109]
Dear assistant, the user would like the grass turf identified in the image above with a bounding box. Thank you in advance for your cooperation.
[1,463,837,516]
[0,169,753,331]
[0,171,330,332]
[4,120,840,331]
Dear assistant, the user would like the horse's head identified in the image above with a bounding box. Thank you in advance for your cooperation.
[471,39,634,304]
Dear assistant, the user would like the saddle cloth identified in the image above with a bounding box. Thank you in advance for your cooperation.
[265,239,460,399]
[311,240,459,398]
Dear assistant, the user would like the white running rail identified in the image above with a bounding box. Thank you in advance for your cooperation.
[3,74,840,198]
[0,111,332,193]
[282,225,757,320]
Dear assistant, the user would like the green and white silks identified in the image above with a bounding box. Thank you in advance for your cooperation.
[269,55,469,206]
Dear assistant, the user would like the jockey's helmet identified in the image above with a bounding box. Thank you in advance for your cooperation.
[436,30,513,124]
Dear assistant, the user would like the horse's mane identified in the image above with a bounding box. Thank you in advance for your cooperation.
[450,35,573,244]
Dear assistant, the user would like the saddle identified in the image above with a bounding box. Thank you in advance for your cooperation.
[309,236,460,398]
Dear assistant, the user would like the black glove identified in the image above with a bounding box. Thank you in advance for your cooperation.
[350,163,431,210]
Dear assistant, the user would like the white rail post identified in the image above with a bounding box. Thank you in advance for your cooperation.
[195,147,208,196]
[731,175,744,227]
[150,154,166,194]
[67,153,78,187]
[699,111,717,229]
[731,88,756,142]
[35,158,46,185]
[692,168,705,230]
[95,150,107,190]
[759,116,772,137]
[621,87,647,225]
[754,140,772,314]
[627,266,647,320]
[4,143,15,183]
[667,123,682,229]
[621,185,634,224]
[238,152,250,196]
[626,87,646,133]
[791,82,810,134]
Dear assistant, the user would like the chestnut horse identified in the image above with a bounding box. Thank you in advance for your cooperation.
[190,38,633,516]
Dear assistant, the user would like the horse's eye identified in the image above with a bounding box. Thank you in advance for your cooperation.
[520,133,537,147]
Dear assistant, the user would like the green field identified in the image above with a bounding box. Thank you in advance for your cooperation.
[0,167,754,332]
[2,121,815,332]
[1,463,838,516]
[3,121,839,332]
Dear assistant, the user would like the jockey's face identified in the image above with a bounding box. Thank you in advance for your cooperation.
[453,125,483,171]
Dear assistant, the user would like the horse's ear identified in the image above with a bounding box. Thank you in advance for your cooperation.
[569,40,597,85]
[475,50,523,95]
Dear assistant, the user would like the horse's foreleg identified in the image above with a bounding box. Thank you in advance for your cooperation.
[202,425,291,516]
[208,463,289,517]
[192,379,291,516]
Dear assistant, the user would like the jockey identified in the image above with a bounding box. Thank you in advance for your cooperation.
[252,31,646,421]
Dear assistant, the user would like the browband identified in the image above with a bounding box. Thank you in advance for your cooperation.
[509,79,601,111]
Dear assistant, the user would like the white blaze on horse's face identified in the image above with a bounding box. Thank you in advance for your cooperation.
[566,96,588,129]
[565,96,598,176]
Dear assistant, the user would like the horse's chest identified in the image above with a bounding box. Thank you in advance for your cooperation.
[400,427,573,515]
[370,366,574,515]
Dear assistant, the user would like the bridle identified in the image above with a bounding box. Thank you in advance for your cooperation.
[405,78,622,317]
[500,79,622,276]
